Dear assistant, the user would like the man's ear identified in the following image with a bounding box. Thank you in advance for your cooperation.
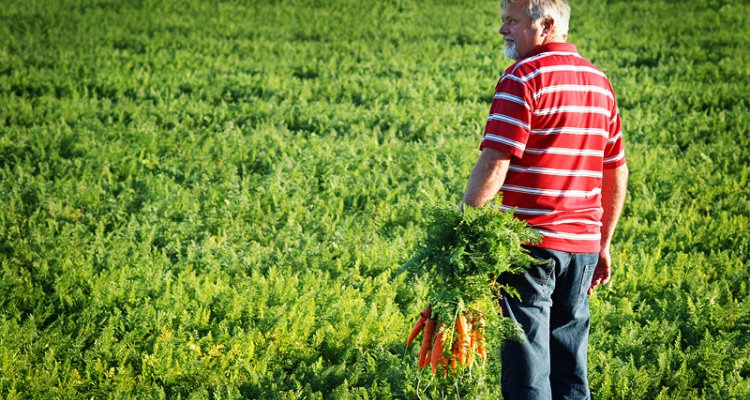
[541,17,555,36]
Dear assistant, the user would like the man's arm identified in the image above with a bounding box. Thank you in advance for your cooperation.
[589,163,629,294]
[462,147,511,208]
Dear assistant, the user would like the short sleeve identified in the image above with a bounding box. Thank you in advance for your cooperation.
[479,73,533,159]
[603,103,626,169]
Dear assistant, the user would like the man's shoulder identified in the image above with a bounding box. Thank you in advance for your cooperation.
[500,55,562,84]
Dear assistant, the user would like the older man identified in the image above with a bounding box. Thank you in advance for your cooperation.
[461,0,628,398]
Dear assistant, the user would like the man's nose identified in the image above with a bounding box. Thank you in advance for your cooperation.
[499,23,509,35]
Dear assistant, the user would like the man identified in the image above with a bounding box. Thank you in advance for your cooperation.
[461,0,628,398]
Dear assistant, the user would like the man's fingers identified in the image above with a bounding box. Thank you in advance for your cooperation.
[588,268,610,296]
[588,277,600,296]
[588,269,611,296]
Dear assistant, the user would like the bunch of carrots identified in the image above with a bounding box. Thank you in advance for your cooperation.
[405,305,487,375]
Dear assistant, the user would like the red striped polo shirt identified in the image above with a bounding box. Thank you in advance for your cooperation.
[480,42,626,253]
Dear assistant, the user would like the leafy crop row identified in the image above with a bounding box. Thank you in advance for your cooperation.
[1,0,748,398]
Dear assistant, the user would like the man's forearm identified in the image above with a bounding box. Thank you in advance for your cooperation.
[462,148,511,208]
[600,164,629,249]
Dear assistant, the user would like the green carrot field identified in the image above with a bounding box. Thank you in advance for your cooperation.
[1,0,749,398]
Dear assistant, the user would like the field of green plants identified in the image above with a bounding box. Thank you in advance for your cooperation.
[1,0,749,398]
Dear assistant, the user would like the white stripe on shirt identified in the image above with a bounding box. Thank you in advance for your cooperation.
[534,219,603,227]
[604,151,626,164]
[535,228,601,241]
[483,134,526,152]
[533,84,614,101]
[508,165,603,178]
[533,106,611,117]
[531,127,609,137]
[494,92,530,109]
[607,131,623,144]
[524,147,604,157]
[515,65,608,83]
[488,113,530,130]
[503,74,526,84]
[501,184,602,198]
[610,107,620,125]
[500,205,603,216]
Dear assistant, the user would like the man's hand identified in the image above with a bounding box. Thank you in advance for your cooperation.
[588,246,612,295]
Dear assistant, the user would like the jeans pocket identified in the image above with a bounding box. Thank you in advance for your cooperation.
[512,259,555,304]
[577,263,596,305]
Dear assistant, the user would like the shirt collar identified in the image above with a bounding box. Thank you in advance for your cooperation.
[525,42,578,58]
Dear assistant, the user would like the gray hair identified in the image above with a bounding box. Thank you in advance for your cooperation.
[502,0,571,37]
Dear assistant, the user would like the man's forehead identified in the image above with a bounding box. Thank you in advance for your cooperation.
[502,1,527,17]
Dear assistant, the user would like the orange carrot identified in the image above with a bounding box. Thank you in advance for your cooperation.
[455,313,469,365]
[466,319,475,368]
[455,312,467,336]
[439,348,450,375]
[418,318,436,369]
[406,320,425,351]
[475,330,487,362]
[477,343,486,362]
[471,314,487,363]
[430,327,445,373]
[405,305,431,349]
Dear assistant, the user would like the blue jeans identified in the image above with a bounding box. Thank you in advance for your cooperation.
[499,246,598,400]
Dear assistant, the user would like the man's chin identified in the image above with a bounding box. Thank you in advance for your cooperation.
[504,44,520,60]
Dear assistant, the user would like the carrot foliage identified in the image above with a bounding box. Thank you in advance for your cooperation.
[401,198,541,391]
[403,198,541,314]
